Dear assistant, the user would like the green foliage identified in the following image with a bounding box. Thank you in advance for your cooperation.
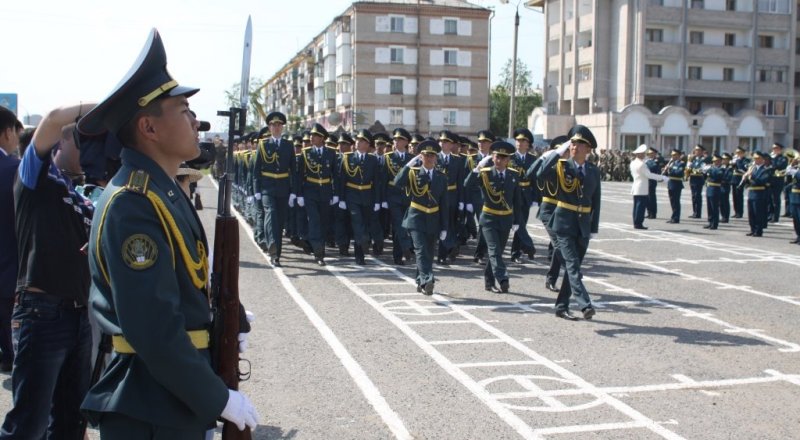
[224,77,267,133]
[490,58,542,137]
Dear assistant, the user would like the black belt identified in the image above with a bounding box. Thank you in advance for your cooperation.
[14,291,85,309]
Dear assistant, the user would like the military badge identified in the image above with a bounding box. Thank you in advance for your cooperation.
[122,234,158,270]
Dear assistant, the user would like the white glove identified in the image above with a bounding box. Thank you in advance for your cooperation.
[590,233,597,240]
[413,154,423,166]
[338,201,347,210]
[466,203,474,213]
[511,224,519,233]
[381,201,388,209]
[238,310,255,353]
[458,202,464,211]
[662,175,669,182]
[556,140,571,155]
[531,202,539,208]
[288,193,296,207]
[331,195,339,206]
[221,390,260,431]
[474,155,492,172]
[297,197,305,207]
[246,196,253,204]
[254,193,262,200]
[439,230,447,241]
[373,203,380,212]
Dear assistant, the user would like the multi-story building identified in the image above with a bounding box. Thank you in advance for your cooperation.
[265,0,491,136]
[528,0,799,152]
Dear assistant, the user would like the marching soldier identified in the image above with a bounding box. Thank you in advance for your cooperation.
[76,29,258,436]
[743,151,772,237]
[394,140,449,295]
[469,130,495,263]
[436,130,465,264]
[787,156,800,243]
[285,133,304,241]
[645,147,661,219]
[509,128,537,263]
[702,153,724,230]
[537,125,601,321]
[768,142,788,223]
[289,131,312,254]
[730,146,750,218]
[297,123,338,265]
[686,145,707,219]
[784,150,797,218]
[338,129,381,265]
[459,138,480,247]
[465,141,523,293]
[334,133,355,256]
[720,153,734,223]
[372,132,392,254]
[384,128,414,265]
[253,112,295,266]
[409,133,425,156]
[664,148,686,224]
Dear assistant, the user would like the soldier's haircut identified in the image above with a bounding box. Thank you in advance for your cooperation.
[117,97,165,148]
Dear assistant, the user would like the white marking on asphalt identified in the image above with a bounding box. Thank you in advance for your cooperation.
[405,320,473,325]
[534,421,648,436]
[429,338,505,345]
[456,360,542,368]
[354,281,409,286]
[368,292,422,297]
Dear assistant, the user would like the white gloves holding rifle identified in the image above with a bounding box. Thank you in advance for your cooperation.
[221,389,260,431]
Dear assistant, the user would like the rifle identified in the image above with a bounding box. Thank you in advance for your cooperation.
[211,16,252,440]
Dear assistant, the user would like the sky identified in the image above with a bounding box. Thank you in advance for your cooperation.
[0,0,544,132]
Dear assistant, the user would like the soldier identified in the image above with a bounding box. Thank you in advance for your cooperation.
[469,130,495,263]
[768,142,788,223]
[212,135,226,180]
[334,133,355,256]
[253,112,295,266]
[297,123,338,265]
[537,126,601,321]
[76,29,258,436]
[509,128,537,263]
[783,150,797,218]
[324,133,340,249]
[786,156,800,243]
[289,131,312,254]
[645,147,661,219]
[730,146,750,218]
[465,141,523,293]
[372,132,392,253]
[743,151,772,237]
[702,153,725,230]
[384,128,414,265]
[409,133,424,156]
[436,130,465,264]
[394,140,449,295]
[664,148,686,224]
[338,129,380,265]
[459,138,480,246]
[686,145,707,218]
[719,153,734,223]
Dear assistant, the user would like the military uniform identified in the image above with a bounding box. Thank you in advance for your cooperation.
[394,140,449,295]
[297,124,338,265]
[787,161,800,243]
[730,148,750,218]
[339,130,381,265]
[769,145,788,222]
[645,148,661,218]
[436,131,465,263]
[509,128,537,262]
[719,153,734,222]
[665,150,686,223]
[687,146,707,218]
[745,151,772,237]
[384,129,414,265]
[703,154,724,230]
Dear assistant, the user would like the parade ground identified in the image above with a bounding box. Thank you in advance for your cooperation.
[3,179,798,439]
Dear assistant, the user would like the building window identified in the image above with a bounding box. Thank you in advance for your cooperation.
[390,108,403,124]
[758,69,768,82]
[662,135,687,151]
[758,35,774,48]
[689,31,704,44]
[645,64,662,78]
[795,71,800,86]
[725,33,736,46]
[443,79,457,96]
[390,78,404,95]
[723,68,734,81]
[756,99,786,115]
[726,0,736,10]
[776,70,784,82]
[795,105,800,121]
[691,0,704,9]
[390,16,404,32]
[646,29,663,42]
[390,47,404,63]
[688,66,702,80]
[564,70,573,85]
[444,49,457,65]
[444,18,457,35]
[722,102,735,115]
[688,100,702,114]
[758,0,789,13]
[649,0,664,5]
[443,109,457,126]
[578,65,591,82]
[622,135,649,152]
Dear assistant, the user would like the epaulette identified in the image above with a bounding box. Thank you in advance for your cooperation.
[410,167,421,171]
[124,169,150,195]
[343,151,353,156]
[466,153,477,157]
[384,152,393,157]
[302,146,313,151]
[326,146,338,151]
[480,167,493,172]
[507,168,520,174]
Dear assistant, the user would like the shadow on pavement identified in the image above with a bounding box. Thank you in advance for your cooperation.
[590,321,768,348]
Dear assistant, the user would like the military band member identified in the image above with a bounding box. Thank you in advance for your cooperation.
[719,153,734,223]
[76,29,258,436]
[645,147,661,219]
[465,141,523,293]
[687,145,707,219]
[537,125,601,321]
[394,140,449,295]
[252,112,295,266]
[338,130,380,265]
[436,130,465,264]
[784,150,797,218]
[743,151,772,237]
[470,129,495,263]
[768,143,788,223]
[385,128,414,265]
[664,149,686,224]
[786,157,800,243]
[509,128,537,263]
[702,153,724,230]
[297,123,338,265]
[730,147,750,218]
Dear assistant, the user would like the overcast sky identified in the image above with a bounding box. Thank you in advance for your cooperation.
[1,0,544,131]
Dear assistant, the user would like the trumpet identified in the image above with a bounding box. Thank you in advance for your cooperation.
[661,158,675,175]
[737,163,757,189]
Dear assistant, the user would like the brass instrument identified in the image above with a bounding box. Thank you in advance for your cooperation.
[737,163,757,189]
[661,158,674,175]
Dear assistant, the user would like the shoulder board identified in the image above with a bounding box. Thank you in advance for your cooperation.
[558,158,568,162]
[479,167,493,172]
[326,146,338,151]
[410,167,421,171]
[124,169,150,195]
[507,168,520,174]
[384,152,393,157]
[451,153,461,157]
[466,153,476,157]
[302,147,313,151]
[343,151,353,156]
[295,153,302,157]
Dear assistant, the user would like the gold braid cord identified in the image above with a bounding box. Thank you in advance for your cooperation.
[556,160,581,195]
[342,153,362,178]
[385,153,399,177]
[302,149,321,174]
[258,139,278,164]
[480,170,510,210]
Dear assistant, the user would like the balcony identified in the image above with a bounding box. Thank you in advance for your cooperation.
[686,45,751,65]
[645,41,680,60]
[684,79,750,97]
[643,77,681,96]
[756,48,791,65]
[645,5,682,24]
[757,13,791,31]
[754,82,789,97]
[686,9,753,29]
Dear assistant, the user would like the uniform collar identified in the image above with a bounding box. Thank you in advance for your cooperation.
[120,148,183,202]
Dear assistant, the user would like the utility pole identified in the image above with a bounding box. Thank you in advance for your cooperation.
[507,5,520,138]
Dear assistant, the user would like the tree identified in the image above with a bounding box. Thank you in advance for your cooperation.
[224,77,267,133]
[490,58,542,137]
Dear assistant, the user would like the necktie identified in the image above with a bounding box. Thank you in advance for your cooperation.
[499,171,504,180]
[444,156,449,166]
[577,165,585,180]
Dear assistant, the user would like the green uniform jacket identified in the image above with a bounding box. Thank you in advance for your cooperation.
[537,154,601,238]
[464,167,524,229]
[297,146,338,202]
[253,138,296,197]
[383,151,412,205]
[394,165,449,232]
[82,148,228,429]
[338,152,380,206]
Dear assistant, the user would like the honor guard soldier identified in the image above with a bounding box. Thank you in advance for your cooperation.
[253,112,295,266]
[528,136,570,292]
[743,151,772,237]
[664,149,686,223]
[509,128,537,263]
[297,124,338,265]
[436,130,465,264]
[385,128,414,265]
[687,145,707,218]
[469,129,495,263]
[730,147,750,218]
[768,142,788,222]
[465,141,523,293]
[786,156,800,243]
[251,128,269,248]
[702,153,724,230]
[285,133,304,240]
[338,130,381,265]
[75,29,258,436]
[372,132,392,253]
[720,153,734,223]
[537,125,601,321]
[645,147,661,218]
[783,150,796,218]
[289,131,313,254]
[324,133,340,249]
[409,133,425,155]
[394,140,449,295]
[334,133,355,256]
[459,137,481,246]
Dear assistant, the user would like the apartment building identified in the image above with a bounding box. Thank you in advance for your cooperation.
[528,0,800,152]
[264,0,491,136]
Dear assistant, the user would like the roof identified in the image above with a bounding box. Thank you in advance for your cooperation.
[353,0,487,10]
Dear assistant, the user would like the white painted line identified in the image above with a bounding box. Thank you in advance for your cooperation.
[534,421,647,436]
[368,293,422,297]
[354,281,409,286]
[405,320,473,325]
[429,338,505,346]
[455,360,542,368]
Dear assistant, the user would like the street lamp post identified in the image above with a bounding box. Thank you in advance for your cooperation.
[508,6,520,139]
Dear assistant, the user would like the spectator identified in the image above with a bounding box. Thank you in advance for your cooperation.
[0,107,22,373]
